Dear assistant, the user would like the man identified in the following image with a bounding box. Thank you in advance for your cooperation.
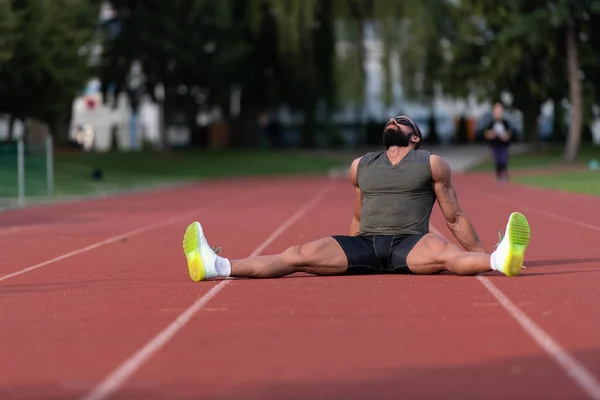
[182,116,531,281]
[484,102,513,182]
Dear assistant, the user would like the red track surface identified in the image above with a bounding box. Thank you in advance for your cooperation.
[1,172,599,400]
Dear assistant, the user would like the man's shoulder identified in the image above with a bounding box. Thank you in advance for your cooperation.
[429,153,448,165]
[429,154,452,179]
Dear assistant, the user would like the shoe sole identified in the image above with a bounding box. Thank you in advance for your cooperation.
[504,212,531,277]
[183,222,205,282]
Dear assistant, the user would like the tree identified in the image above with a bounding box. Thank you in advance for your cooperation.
[0,0,16,70]
[99,0,362,149]
[426,0,559,145]
[0,0,101,143]
[98,0,251,148]
[556,0,600,160]
[0,0,17,139]
[390,0,450,106]
[250,0,338,147]
[419,0,600,160]
[498,0,600,160]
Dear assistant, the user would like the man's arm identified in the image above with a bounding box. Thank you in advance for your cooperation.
[349,157,362,236]
[430,155,485,252]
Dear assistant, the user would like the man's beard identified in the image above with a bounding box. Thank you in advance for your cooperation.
[383,128,412,148]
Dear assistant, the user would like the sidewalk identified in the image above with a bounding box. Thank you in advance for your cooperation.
[328,143,530,177]
[428,143,529,173]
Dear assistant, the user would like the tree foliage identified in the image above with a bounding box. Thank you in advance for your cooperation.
[0,0,17,69]
[1,0,600,155]
[393,0,600,159]
[0,0,101,141]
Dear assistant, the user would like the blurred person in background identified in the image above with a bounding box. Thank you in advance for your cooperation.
[484,102,513,183]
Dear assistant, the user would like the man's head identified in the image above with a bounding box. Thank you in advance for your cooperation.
[493,102,504,120]
[383,116,422,149]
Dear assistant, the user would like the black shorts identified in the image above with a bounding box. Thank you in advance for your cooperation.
[331,234,426,275]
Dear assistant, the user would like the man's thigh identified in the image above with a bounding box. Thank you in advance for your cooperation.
[294,237,350,275]
[405,233,462,275]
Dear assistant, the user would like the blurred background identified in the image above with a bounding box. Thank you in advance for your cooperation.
[1,0,599,205]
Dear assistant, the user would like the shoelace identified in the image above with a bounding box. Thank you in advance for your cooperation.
[493,230,504,249]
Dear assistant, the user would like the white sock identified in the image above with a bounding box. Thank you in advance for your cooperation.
[490,250,499,271]
[215,256,231,277]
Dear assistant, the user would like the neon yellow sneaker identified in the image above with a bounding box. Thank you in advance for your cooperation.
[182,221,220,282]
[493,212,531,277]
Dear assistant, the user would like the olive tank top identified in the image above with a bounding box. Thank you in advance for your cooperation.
[357,149,436,236]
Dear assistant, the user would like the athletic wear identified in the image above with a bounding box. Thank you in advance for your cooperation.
[332,234,425,275]
[490,212,531,277]
[492,146,510,179]
[215,256,232,277]
[357,149,436,236]
[485,118,512,181]
[485,119,512,148]
[183,221,219,281]
[331,149,436,274]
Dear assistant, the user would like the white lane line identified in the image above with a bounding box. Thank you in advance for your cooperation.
[476,276,600,399]
[78,184,333,400]
[430,224,600,400]
[1,210,200,283]
[474,187,600,232]
[0,226,34,237]
[0,190,259,283]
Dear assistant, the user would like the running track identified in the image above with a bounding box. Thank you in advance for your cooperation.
[1,172,600,400]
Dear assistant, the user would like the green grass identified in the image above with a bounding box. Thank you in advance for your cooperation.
[0,154,49,196]
[514,170,600,195]
[1,149,352,198]
[470,143,600,171]
[468,143,600,196]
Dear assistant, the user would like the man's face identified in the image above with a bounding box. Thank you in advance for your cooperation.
[383,118,414,148]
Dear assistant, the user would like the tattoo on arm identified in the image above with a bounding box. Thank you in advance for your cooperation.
[432,155,485,252]
[441,181,457,207]
[441,183,483,251]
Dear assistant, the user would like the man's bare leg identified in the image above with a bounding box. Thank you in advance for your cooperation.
[182,221,348,281]
[230,237,348,278]
[407,212,531,277]
[183,212,529,280]
[406,234,493,275]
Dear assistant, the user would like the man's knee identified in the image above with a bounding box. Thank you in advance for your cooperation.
[436,242,463,265]
[282,245,308,267]
[445,241,462,253]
